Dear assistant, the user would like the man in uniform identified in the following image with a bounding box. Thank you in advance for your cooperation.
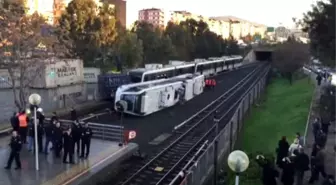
[5,131,22,170]
[53,122,63,158]
[50,112,59,125]
[71,120,82,154]
[37,120,44,153]
[44,119,54,154]
[63,127,74,164]
[70,107,77,121]
[10,112,19,131]
[80,123,93,158]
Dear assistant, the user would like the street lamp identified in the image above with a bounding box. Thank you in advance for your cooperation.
[28,93,41,171]
[115,100,127,146]
[228,150,250,185]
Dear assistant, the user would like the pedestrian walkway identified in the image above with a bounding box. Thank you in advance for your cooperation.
[303,75,335,183]
[0,135,138,185]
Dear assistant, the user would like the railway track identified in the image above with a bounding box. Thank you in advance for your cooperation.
[119,63,270,185]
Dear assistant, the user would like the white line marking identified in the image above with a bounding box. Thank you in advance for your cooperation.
[62,145,131,185]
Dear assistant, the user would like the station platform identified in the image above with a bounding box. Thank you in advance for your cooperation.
[0,136,138,185]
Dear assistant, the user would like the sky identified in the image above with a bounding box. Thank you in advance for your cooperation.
[126,0,317,28]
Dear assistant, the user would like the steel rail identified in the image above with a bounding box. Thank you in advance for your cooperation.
[168,65,271,185]
[120,63,267,185]
[157,66,271,185]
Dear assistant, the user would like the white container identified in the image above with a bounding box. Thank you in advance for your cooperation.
[30,58,84,88]
[84,67,101,83]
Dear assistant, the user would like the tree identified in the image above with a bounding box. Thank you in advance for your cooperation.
[300,0,335,67]
[58,0,117,68]
[227,38,240,55]
[272,39,310,84]
[132,21,175,65]
[241,33,252,43]
[165,21,194,61]
[0,0,69,110]
[114,31,143,70]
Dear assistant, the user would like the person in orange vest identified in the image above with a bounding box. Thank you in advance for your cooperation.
[211,79,217,90]
[18,110,29,144]
[205,79,210,89]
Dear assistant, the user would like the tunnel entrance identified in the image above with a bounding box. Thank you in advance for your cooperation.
[254,50,273,62]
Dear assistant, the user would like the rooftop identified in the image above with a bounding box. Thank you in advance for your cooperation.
[210,16,267,27]
[125,74,198,92]
[140,8,163,12]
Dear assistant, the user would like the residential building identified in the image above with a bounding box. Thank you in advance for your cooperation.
[53,0,114,25]
[138,8,165,28]
[103,0,126,27]
[170,11,267,40]
[7,0,122,26]
[211,16,267,40]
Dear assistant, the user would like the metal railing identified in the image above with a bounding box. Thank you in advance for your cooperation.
[45,116,124,142]
[120,63,268,185]
[171,65,270,185]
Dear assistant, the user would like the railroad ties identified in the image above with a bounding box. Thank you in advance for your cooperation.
[120,63,270,185]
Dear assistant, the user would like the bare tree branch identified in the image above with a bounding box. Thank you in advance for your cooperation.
[0,1,71,110]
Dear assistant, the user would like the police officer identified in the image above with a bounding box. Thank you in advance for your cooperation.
[37,108,45,126]
[10,112,19,131]
[50,112,59,125]
[37,120,44,153]
[63,127,74,164]
[44,120,54,154]
[53,122,63,158]
[70,107,77,121]
[80,123,93,158]
[4,131,22,170]
[71,120,82,154]
[316,73,322,86]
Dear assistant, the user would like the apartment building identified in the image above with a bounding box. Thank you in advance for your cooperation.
[211,16,267,40]
[170,11,267,40]
[103,0,126,27]
[53,0,115,25]
[138,8,165,28]
[12,0,123,26]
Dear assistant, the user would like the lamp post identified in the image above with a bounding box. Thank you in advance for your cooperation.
[213,110,219,185]
[227,150,250,185]
[115,100,127,146]
[28,93,41,171]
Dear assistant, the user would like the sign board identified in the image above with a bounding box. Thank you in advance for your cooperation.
[267,27,275,32]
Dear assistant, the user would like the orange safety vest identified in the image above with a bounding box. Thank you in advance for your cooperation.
[18,114,28,127]
[212,79,216,86]
[205,79,210,85]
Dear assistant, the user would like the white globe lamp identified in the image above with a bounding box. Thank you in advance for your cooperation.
[28,93,41,105]
[228,150,250,185]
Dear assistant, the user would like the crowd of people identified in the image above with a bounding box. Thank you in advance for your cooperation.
[5,108,93,170]
[256,118,334,185]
